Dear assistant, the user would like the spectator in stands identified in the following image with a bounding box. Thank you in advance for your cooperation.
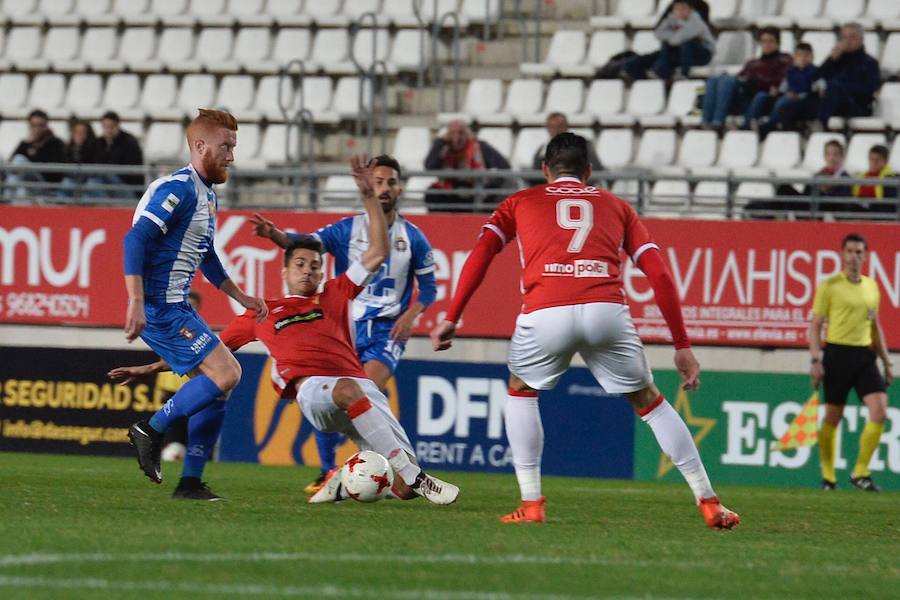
[853,145,898,213]
[3,109,65,200]
[700,27,790,131]
[757,43,820,136]
[424,119,511,213]
[89,111,144,198]
[655,0,711,28]
[815,23,880,128]
[768,140,852,216]
[528,112,602,186]
[58,120,99,197]
[622,0,714,82]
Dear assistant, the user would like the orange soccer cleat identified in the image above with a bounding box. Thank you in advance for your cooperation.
[500,496,546,523]
[698,496,741,530]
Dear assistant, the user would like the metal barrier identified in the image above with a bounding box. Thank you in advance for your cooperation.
[2,161,899,221]
[516,0,543,62]
[276,59,317,207]
[349,12,390,155]
[433,11,462,113]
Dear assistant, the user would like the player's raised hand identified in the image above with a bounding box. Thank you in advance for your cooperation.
[674,348,701,391]
[250,212,276,239]
[350,153,376,199]
[430,321,457,351]
[124,298,146,342]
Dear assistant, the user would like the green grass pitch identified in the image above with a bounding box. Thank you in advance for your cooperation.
[1,452,898,599]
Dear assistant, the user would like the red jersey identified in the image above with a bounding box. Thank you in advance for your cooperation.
[484,177,656,313]
[219,263,370,398]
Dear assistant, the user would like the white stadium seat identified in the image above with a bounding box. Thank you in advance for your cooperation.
[890,137,900,172]
[185,0,231,26]
[3,0,42,25]
[144,122,186,161]
[308,28,350,72]
[801,32,836,64]
[228,0,270,26]
[881,34,900,74]
[879,83,900,128]
[390,29,430,72]
[233,123,262,166]
[65,73,104,117]
[709,0,738,21]
[115,0,153,25]
[693,181,729,208]
[260,124,290,164]
[760,132,801,170]
[268,0,309,26]
[0,74,30,119]
[579,79,625,123]
[758,0,822,27]
[257,28,312,73]
[156,27,195,72]
[139,74,179,119]
[0,120,30,161]
[584,30,628,71]
[332,77,372,117]
[650,180,690,212]
[717,131,759,169]
[502,79,544,124]
[44,27,81,67]
[120,28,158,71]
[76,0,114,25]
[641,79,703,127]
[740,0,780,20]
[177,74,217,117]
[630,31,659,55]
[537,79,585,125]
[75,27,121,72]
[735,182,775,205]
[591,0,656,29]
[216,75,259,120]
[103,74,142,120]
[825,0,864,21]
[5,27,46,71]
[301,77,338,122]
[342,0,382,24]
[521,30,586,77]
[41,0,77,25]
[341,28,392,74]
[511,128,549,169]
[628,79,666,116]
[635,129,677,169]
[477,127,513,162]
[845,133,887,173]
[322,175,361,210]
[457,78,504,123]
[28,74,67,118]
[461,0,501,26]
[597,128,634,168]
[194,28,235,73]
[678,130,718,169]
[392,126,432,172]
[231,27,272,70]
[866,0,900,23]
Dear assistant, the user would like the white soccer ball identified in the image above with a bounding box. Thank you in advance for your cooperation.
[340,450,394,503]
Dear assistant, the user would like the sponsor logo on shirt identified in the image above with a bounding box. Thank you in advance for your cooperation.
[546,186,599,194]
[162,193,180,213]
[274,308,325,332]
[542,260,609,278]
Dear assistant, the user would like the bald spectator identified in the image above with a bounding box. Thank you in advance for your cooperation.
[815,23,880,128]
[529,113,602,186]
[424,120,511,213]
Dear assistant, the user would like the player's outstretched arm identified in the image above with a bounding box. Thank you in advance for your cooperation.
[108,359,171,385]
[219,279,268,323]
[250,212,293,249]
[352,154,389,273]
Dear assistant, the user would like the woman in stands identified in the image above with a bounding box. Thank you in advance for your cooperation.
[700,26,791,132]
[58,120,99,198]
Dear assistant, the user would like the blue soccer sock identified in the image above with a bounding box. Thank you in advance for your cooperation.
[314,430,342,475]
[148,375,223,433]
[182,400,226,480]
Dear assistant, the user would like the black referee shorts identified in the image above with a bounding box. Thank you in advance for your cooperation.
[822,344,886,405]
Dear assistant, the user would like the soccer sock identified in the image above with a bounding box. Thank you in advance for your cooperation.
[819,421,838,483]
[148,375,224,433]
[314,430,342,475]
[851,421,884,479]
[640,395,715,503]
[346,397,421,485]
[504,390,543,501]
[182,400,226,480]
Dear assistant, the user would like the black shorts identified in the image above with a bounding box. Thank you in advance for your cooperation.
[822,344,886,405]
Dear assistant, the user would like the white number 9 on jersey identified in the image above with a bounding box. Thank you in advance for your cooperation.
[556,199,593,253]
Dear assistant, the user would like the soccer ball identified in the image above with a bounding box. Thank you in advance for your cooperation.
[340,450,394,503]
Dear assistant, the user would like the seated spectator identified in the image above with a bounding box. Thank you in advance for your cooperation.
[3,109,65,200]
[424,120,511,213]
[853,145,898,214]
[701,27,790,130]
[815,23,880,127]
[622,0,714,82]
[58,120,99,197]
[89,111,144,198]
[529,112,602,186]
[656,0,711,27]
[757,42,819,136]
[769,140,852,215]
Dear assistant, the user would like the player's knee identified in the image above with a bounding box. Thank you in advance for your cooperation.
[331,378,363,409]
[625,384,660,413]
[217,358,242,391]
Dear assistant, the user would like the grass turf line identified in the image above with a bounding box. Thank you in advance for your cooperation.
[1,452,897,600]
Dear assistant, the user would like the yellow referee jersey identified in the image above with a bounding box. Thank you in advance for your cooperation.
[812,272,880,347]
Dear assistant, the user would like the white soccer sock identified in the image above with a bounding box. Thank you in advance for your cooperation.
[640,396,715,503]
[504,392,544,501]
[347,397,421,485]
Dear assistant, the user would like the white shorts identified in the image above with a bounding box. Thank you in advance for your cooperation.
[508,302,653,394]
[296,376,414,456]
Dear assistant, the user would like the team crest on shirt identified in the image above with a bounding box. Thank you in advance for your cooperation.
[274,308,324,332]
[394,238,408,252]
[178,327,195,341]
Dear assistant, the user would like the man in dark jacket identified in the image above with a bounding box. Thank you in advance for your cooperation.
[529,113,602,186]
[816,23,880,126]
[89,111,144,198]
[424,119,511,213]
[4,109,65,200]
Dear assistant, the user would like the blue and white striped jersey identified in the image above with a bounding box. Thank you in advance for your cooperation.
[306,213,436,321]
[131,164,221,304]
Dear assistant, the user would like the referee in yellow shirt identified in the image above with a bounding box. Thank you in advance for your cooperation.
[810,233,893,491]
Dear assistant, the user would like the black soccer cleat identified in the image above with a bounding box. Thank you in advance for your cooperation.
[821,479,837,491]
[128,420,163,484]
[849,476,881,492]
[172,477,224,501]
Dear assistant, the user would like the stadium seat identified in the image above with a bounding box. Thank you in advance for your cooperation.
[640,79,703,127]
[460,0,501,28]
[890,137,900,172]
[301,77,339,123]
[757,0,822,28]
[477,127,514,162]
[154,0,189,24]
[576,30,628,76]
[231,28,273,72]
[821,0,865,25]
[866,0,900,27]
[878,82,900,129]
[529,79,585,126]
[28,74,67,119]
[181,0,232,26]
[193,27,236,73]
[260,123,290,164]
[846,133,887,173]
[76,0,115,25]
[760,132,801,170]
[521,30,586,77]
[635,129,677,169]
[321,176,362,211]
[255,76,288,121]
[144,122,186,161]
[0,74,31,119]
[597,128,634,168]
[576,79,625,124]
[709,0,739,22]
[693,181,729,212]
[882,34,900,74]
[693,31,754,77]
[341,0,383,26]
[227,0,270,26]
[392,126,432,172]
[649,180,690,212]
[216,76,259,121]
[3,0,43,26]
[734,181,775,207]
[233,122,262,166]
[65,73,104,118]
[332,77,372,118]
[511,128,549,170]
[739,0,781,20]
[308,29,350,73]
[404,176,438,204]
[115,0,154,25]
[40,0,78,25]
[500,79,544,125]
[176,74,217,118]
[0,120,29,160]
[678,130,718,170]
[139,74,179,119]
[268,0,310,27]
[43,27,81,70]
[102,74,142,120]
[337,28,392,74]
[802,132,845,172]
[607,80,665,127]
[120,28,158,72]
[591,0,656,29]
[443,78,504,124]
[70,27,121,72]
[630,31,659,55]
[409,0,464,27]
[863,32,881,63]
[304,0,343,25]
[4,27,46,71]
[156,27,195,73]
[251,28,312,74]
[717,131,759,169]
[390,29,431,73]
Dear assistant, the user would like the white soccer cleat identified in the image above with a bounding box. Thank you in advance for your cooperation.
[307,467,344,504]
[411,472,460,505]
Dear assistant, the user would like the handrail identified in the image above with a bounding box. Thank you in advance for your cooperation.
[371,59,391,154]
[515,0,543,62]
[432,11,462,113]
[411,0,432,89]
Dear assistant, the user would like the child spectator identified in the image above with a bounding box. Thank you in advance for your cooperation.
[758,43,820,135]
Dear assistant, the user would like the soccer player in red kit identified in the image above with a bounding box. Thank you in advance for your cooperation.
[430,133,739,528]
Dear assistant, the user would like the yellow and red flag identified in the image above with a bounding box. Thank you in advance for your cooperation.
[772,392,820,451]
